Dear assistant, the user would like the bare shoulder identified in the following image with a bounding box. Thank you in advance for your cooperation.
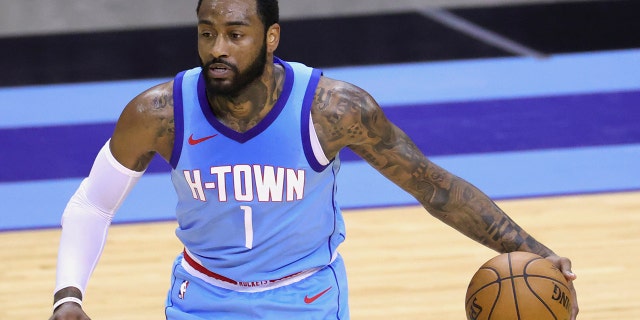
[110,80,176,171]
[314,77,375,112]
[311,76,391,159]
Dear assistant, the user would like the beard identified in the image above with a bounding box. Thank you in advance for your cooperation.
[200,40,268,97]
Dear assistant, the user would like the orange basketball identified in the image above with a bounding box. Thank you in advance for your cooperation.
[465,252,572,320]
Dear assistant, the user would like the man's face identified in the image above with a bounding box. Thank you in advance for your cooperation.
[197,0,267,96]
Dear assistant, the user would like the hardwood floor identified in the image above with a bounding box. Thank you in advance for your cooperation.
[1,191,638,319]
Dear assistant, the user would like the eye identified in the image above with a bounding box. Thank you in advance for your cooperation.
[230,32,243,39]
[199,31,213,38]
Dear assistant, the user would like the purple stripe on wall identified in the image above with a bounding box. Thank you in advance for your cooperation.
[0,123,171,182]
[339,90,640,162]
[2,90,638,182]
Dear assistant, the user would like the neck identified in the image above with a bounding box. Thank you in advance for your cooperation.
[209,62,284,133]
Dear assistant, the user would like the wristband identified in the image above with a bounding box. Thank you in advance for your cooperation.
[53,296,82,311]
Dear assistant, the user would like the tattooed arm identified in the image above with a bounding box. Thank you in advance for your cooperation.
[312,77,578,318]
[110,81,176,170]
[312,77,544,253]
[50,81,176,320]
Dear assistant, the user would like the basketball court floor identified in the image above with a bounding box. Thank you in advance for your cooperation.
[2,192,639,319]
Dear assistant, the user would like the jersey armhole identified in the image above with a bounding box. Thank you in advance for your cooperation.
[309,113,330,166]
[301,68,330,172]
[169,70,187,169]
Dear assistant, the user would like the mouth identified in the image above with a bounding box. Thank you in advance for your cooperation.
[208,63,233,78]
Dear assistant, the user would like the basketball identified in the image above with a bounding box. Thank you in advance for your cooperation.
[465,252,571,320]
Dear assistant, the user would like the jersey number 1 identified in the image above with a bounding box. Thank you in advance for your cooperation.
[240,206,253,249]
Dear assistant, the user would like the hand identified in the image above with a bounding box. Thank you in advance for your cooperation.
[545,255,579,320]
[48,302,91,320]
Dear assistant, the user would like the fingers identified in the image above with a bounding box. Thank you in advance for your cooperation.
[568,279,580,320]
[559,257,577,281]
[547,255,577,281]
[553,256,579,319]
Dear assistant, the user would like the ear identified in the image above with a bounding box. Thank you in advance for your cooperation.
[266,23,280,53]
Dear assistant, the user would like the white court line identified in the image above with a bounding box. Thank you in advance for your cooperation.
[419,8,546,59]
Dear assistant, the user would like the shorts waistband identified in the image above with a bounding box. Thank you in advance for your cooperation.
[181,248,323,292]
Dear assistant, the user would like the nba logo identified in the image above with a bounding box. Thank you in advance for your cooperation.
[178,280,189,299]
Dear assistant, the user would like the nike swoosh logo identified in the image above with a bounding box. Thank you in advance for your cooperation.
[188,134,218,145]
[304,286,332,304]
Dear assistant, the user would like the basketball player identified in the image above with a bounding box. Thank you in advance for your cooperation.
[49,0,579,319]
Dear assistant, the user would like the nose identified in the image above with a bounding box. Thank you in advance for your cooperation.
[210,35,229,58]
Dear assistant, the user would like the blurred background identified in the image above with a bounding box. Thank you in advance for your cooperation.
[1,0,638,85]
[1,0,638,230]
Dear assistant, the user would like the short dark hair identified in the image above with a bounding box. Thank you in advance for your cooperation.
[196,0,279,29]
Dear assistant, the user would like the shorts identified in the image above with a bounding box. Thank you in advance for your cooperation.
[164,253,350,319]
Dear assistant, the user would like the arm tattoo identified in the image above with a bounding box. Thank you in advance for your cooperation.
[151,92,175,139]
[152,92,172,110]
[314,80,552,256]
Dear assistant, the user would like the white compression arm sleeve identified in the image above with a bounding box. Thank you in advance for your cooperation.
[54,139,144,295]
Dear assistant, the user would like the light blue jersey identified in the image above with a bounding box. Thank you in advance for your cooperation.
[169,57,346,283]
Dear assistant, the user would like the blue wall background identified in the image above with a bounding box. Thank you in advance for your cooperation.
[1,49,639,231]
